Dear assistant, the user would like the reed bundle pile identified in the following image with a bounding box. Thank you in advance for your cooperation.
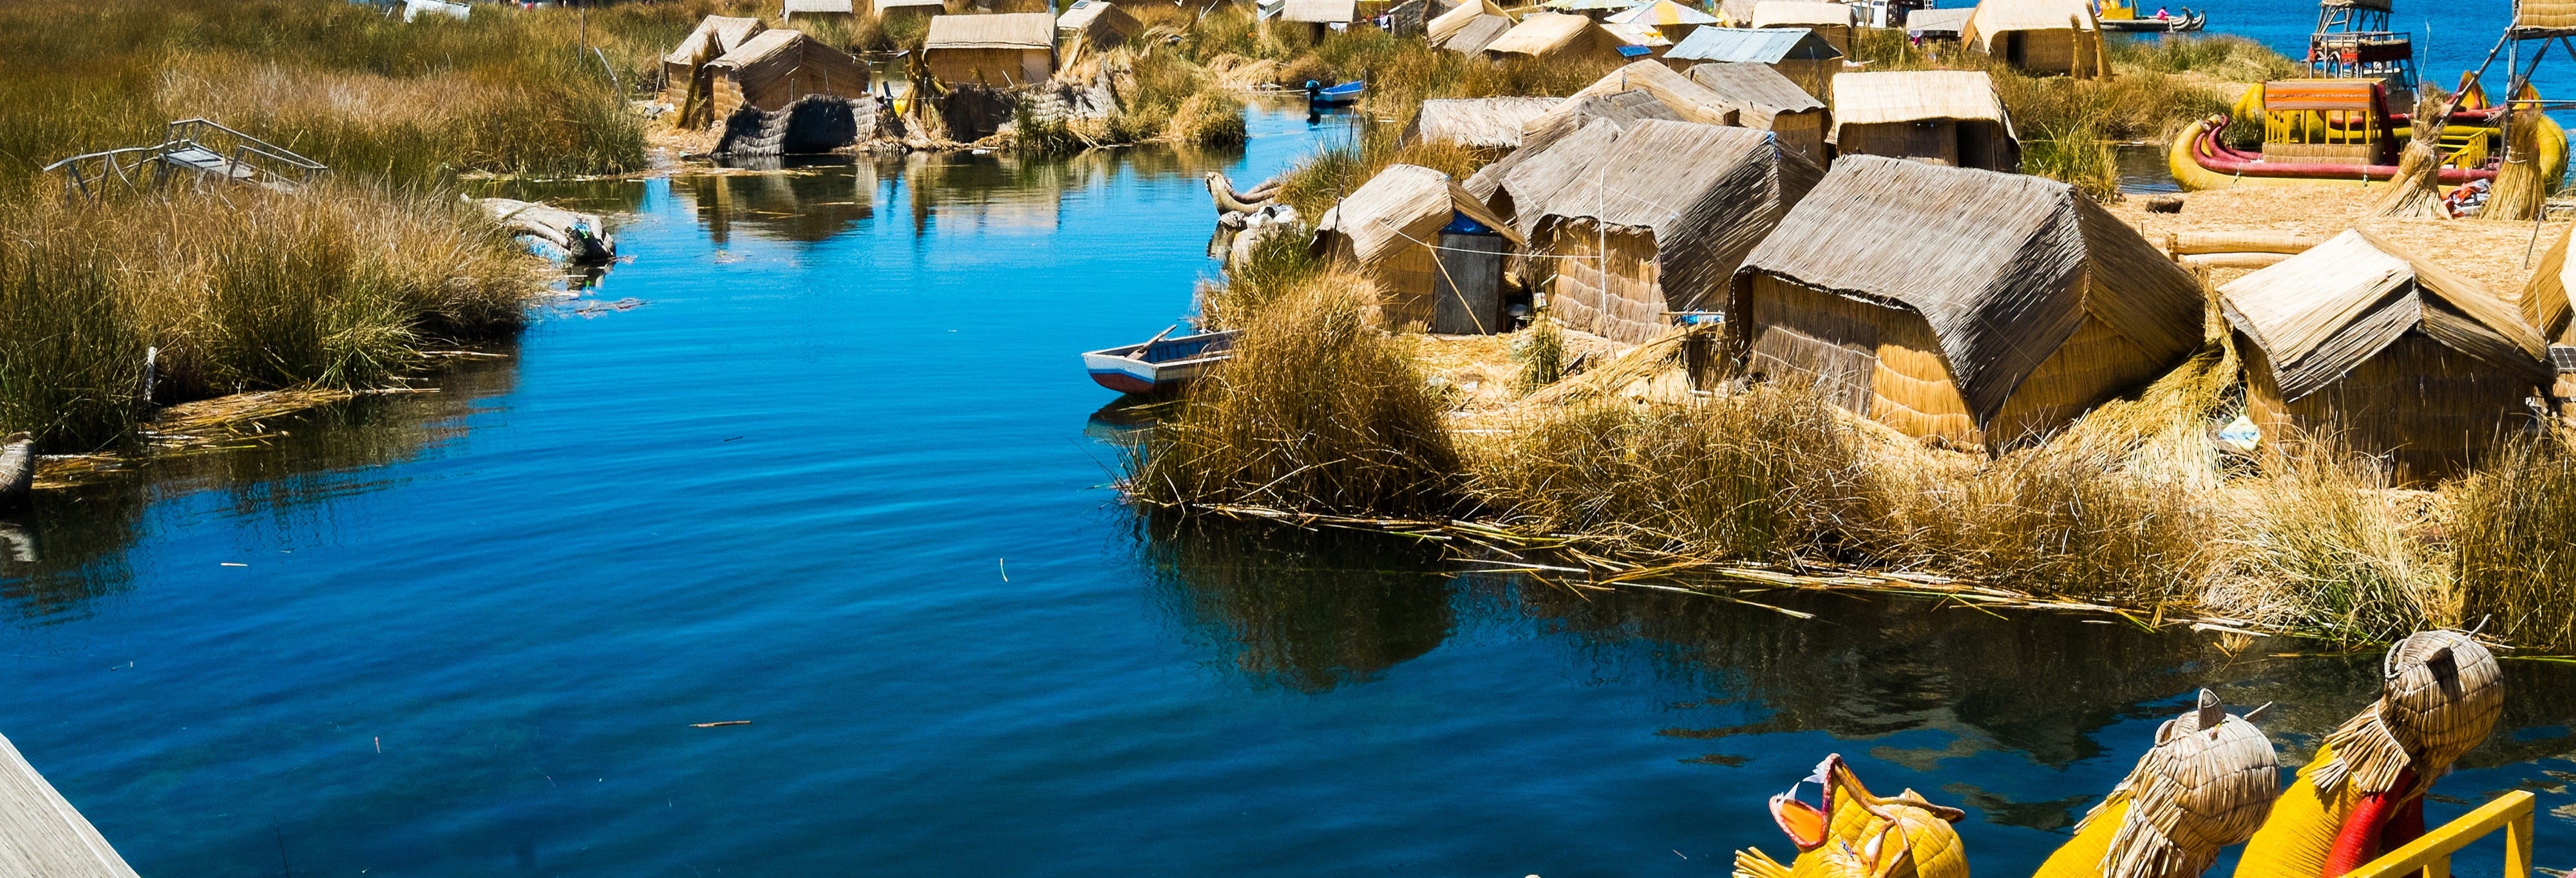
[2374,91,2454,220]
[2483,105,2551,222]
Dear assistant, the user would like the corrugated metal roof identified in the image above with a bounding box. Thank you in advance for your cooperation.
[1664,26,1837,62]
[924,12,1057,48]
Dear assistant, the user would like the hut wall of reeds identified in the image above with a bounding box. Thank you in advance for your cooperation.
[1961,0,2105,78]
[1314,164,1526,330]
[925,13,1058,87]
[707,30,873,120]
[1407,97,1565,149]
[1662,26,1842,101]
[875,0,946,17]
[1830,70,2019,172]
[1526,120,1824,343]
[1686,61,1828,163]
[1483,13,1630,66]
[1727,156,2204,450]
[1748,1,1853,54]
[663,15,768,106]
[2224,229,2551,484]
[784,0,857,23]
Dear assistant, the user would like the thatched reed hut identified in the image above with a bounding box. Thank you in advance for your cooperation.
[1605,0,1719,43]
[662,15,768,106]
[1466,113,1646,229]
[2520,225,2576,345]
[1524,120,1824,343]
[875,0,946,17]
[1281,0,1360,41]
[1727,156,2203,450]
[1522,60,1741,139]
[1406,97,1564,149]
[2225,229,2549,483]
[1314,164,1526,333]
[1663,26,1842,101]
[784,0,857,23]
[1830,70,2019,171]
[1748,1,1853,54]
[924,13,1057,86]
[1484,13,1630,66]
[1904,7,1973,41]
[1961,0,2107,78]
[1059,0,1142,50]
[706,30,873,120]
[1430,0,1513,52]
[1687,61,1828,162]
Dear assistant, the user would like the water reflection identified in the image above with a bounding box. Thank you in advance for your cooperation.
[0,356,519,624]
[1143,521,1456,694]
[680,160,882,245]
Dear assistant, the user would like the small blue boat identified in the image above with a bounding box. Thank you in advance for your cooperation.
[1304,79,1365,106]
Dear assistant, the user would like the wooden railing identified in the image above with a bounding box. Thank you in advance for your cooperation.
[2344,790,2535,878]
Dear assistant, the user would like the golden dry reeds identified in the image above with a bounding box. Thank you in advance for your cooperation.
[2482,106,2553,222]
[2449,434,2576,649]
[1132,275,1462,518]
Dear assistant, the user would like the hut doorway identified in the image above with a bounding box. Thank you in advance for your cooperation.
[1432,229,1511,334]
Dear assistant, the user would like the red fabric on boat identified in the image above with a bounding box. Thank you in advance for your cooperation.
[2190,117,2496,184]
[2320,768,2418,878]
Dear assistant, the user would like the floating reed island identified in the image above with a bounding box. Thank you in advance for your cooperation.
[1115,0,2576,655]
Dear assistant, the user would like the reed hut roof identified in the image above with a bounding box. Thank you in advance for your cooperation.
[2519,224,2576,343]
[1429,0,1510,41]
[665,15,767,66]
[1410,97,1564,148]
[876,0,946,12]
[1685,62,1824,116]
[2222,229,2548,401]
[1962,0,2098,40]
[1318,164,1524,265]
[1282,0,1361,22]
[1530,120,1823,303]
[1717,0,1759,24]
[1465,117,1633,231]
[925,12,1058,48]
[1665,26,1841,63]
[1732,155,2202,424]
[1904,6,1973,36]
[1830,70,2012,139]
[1749,1,1852,28]
[784,0,855,15]
[2519,0,2576,32]
[1059,0,1141,36]
[712,29,814,67]
[1523,59,1741,139]
[1606,0,1718,26]
[1483,13,1611,57]
[1441,14,1516,52]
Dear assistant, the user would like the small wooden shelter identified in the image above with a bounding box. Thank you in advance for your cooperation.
[706,30,873,120]
[1484,13,1631,66]
[1662,26,1842,100]
[1961,0,2107,78]
[2224,229,2549,483]
[1406,97,1564,148]
[1748,1,1853,55]
[1687,61,1828,162]
[1728,156,2204,450]
[1830,70,2019,171]
[1314,164,1526,333]
[1059,0,1142,49]
[784,0,857,22]
[1525,120,1824,342]
[662,15,768,106]
[924,13,1057,86]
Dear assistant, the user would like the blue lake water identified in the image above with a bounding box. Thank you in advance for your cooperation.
[3,100,2574,876]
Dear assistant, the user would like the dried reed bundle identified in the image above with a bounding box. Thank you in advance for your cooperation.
[2481,106,2550,222]
[2375,90,2454,220]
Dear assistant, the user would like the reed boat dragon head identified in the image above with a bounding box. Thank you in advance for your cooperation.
[2036,689,2280,878]
[1734,754,1967,878]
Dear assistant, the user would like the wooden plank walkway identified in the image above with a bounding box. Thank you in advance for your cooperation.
[0,732,138,878]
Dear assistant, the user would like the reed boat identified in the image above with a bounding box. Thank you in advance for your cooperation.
[2168,79,2568,191]
[1081,327,1238,394]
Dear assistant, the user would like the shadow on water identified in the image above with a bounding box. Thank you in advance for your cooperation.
[1140,519,1457,694]
[0,356,521,625]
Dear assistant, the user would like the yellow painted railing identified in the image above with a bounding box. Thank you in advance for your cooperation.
[2343,790,2535,878]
